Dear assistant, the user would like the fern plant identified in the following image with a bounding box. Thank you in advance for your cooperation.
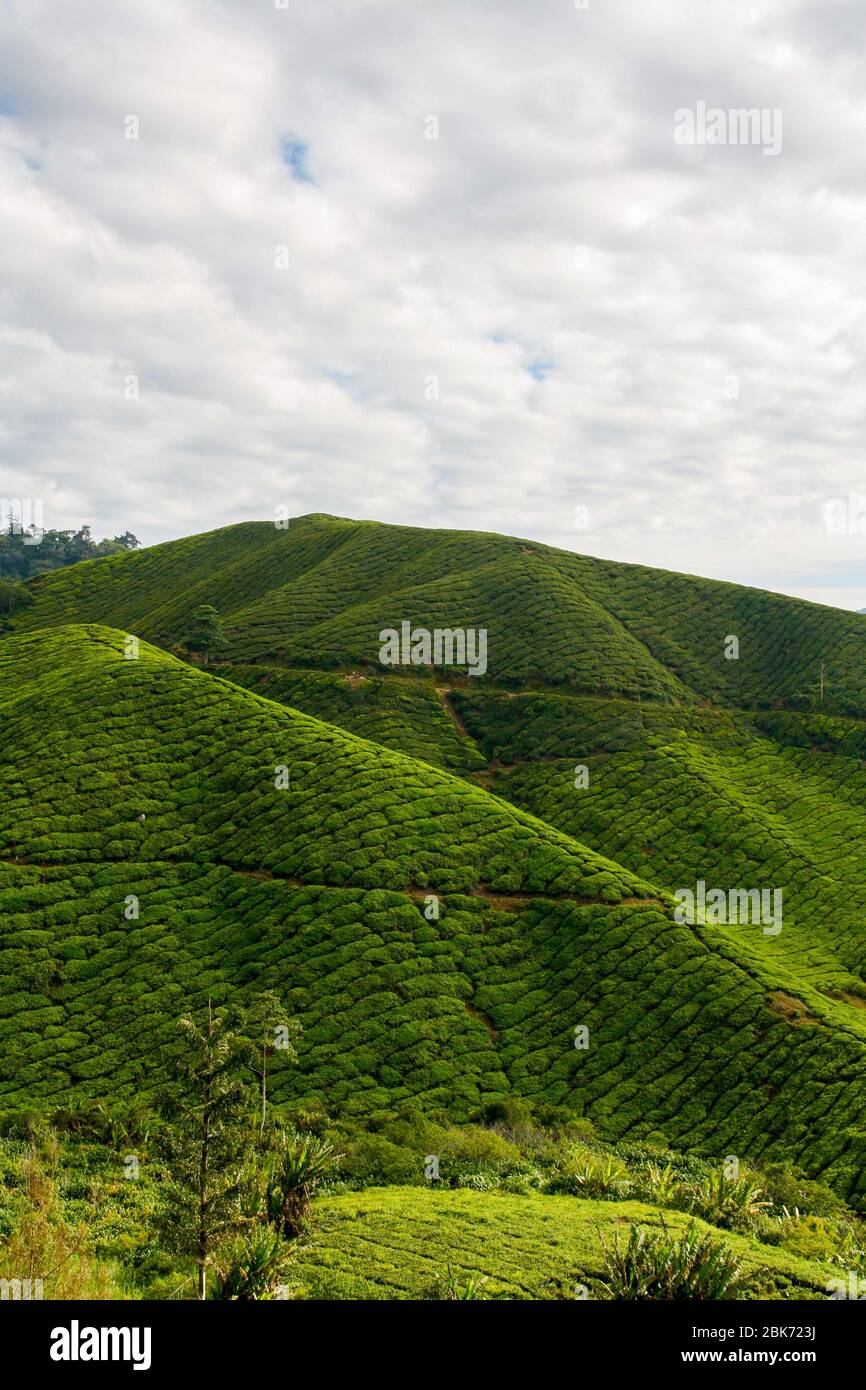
[424,1264,488,1300]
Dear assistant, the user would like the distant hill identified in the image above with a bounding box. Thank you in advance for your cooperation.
[10,513,866,713]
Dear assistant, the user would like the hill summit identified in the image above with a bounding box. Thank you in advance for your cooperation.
[10,512,866,712]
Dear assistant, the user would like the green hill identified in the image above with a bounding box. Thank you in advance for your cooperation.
[10,512,866,710]
[6,513,866,1303]
[3,622,866,1204]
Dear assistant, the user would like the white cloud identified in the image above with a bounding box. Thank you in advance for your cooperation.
[1,0,865,605]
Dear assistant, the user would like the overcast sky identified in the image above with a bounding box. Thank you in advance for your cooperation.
[1,0,865,606]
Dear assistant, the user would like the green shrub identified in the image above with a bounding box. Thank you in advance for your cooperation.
[422,1265,489,1300]
[213,1227,289,1300]
[601,1220,757,1300]
[338,1134,418,1187]
[634,1161,678,1206]
[441,1125,518,1170]
[687,1171,769,1232]
[760,1164,846,1220]
[265,1130,341,1237]
[547,1147,630,1199]
[774,1214,839,1264]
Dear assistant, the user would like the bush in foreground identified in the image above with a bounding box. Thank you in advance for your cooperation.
[601,1220,758,1300]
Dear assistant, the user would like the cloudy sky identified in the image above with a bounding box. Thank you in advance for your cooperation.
[1,0,865,606]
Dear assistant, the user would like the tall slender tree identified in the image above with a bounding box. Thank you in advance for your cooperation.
[155,993,299,1299]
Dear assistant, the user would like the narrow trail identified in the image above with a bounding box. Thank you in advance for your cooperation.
[433,683,504,788]
[463,998,499,1041]
[433,684,475,743]
[227,657,866,733]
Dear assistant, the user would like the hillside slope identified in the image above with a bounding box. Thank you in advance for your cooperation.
[10,513,866,711]
[3,625,866,1199]
[452,691,866,992]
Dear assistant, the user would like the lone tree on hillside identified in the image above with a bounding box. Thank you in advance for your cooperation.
[154,993,299,1300]
[184,604,227,665]
[795,662,862,715]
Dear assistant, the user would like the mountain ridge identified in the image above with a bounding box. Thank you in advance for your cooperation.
[10,514,866,712]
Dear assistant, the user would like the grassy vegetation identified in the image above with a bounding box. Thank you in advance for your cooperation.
[3,1111,855,1300]
[216,663,486,773]
[5,513,866,1297]
[10,512,866,710]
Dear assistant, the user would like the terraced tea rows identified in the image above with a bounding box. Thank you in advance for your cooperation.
[11,513,866,711]
[452,689,866,1000]
[5,854,866,1194]
[291,1188,838,1300]
[4,625,866,1200]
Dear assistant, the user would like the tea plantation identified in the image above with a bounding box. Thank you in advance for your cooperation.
[4,515,866,1297]
[10,512,866,709]
[2,622,866,1200]
[290,1188,838,1300]
[216,663,486,774]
